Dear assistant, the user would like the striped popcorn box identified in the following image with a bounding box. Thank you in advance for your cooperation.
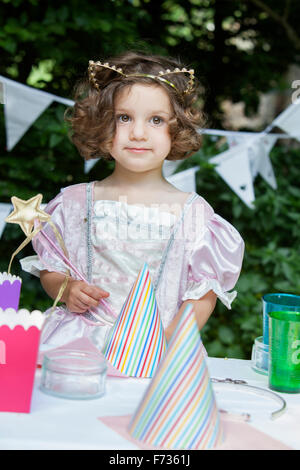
[127,303,224,450]
[0,308,44,413]
[0,272,22,311]
[103,263,166,377]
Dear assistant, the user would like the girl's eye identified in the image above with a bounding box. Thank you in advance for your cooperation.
[117,114,130,123]
[151,116,164,125]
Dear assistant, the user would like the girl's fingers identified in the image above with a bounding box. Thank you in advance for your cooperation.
[71,301,89,313]
[79,291,99,307]
[79,292,110,307]
[82,284,110,300]
[67,282,109,312]
[100,290,110,297]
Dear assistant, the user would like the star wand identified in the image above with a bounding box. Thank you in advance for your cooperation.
[5,193,117,321]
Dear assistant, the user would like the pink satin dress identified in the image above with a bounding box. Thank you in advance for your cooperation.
[21,182,245,352]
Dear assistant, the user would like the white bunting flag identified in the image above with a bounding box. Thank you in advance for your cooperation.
[0,81,5,105]
[84,158,100,174]
[0,75,74,151]
[0,203,12,238]
[210,145,255,209]
[226,134,247,149]
[162,159,183,178]
[272,98,300,141]
[256,135,277,189]
[166,166,199,193]
[247,140,262,180]
[228,133,277,191]
[3,77,54,151]
[228,134,262,180]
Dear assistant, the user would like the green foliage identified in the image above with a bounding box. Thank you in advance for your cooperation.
[1,1,300,120]
[190,140,300,359]
[1,0,300,359]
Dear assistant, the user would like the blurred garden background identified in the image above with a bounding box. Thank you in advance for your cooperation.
[1,0,300,359]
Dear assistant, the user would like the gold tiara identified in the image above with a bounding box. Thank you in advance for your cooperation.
[88,60,195,95]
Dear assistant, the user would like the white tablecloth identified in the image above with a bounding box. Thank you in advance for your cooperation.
[0,357,299,450]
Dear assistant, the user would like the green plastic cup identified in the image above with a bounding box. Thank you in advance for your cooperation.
[269,310,300,393]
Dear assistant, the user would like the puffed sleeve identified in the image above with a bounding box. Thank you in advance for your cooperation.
[182,213,244,309]
[20,191,67,277]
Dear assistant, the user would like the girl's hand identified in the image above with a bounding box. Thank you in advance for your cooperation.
[64,279,110,313]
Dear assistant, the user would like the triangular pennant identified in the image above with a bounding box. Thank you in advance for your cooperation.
[162,160,182,178]
[103,263,166,377]
[0,203,12,239]
[128,304,223,450]
[245,136,263,179]
[248,142,261,180]
[272,98,300,141]
[84,158,100,174]
[245,135,277,189]
[261,134,278,155]
[166,166,199,193]
[257,135,277,189]
[226,134,247,148]
[3,78,54,151]
[0,80,5,104]
[258,153,277,190]
[210,145,255,209]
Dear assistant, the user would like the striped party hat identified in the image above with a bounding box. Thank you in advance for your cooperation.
[103,263,166,377]
[127,303,224,449]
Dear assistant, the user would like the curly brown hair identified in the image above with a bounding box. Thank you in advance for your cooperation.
[65,51,206,161]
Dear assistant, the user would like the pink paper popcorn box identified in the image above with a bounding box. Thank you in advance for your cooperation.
[103,263,166,377]
[128,304,224,450]
[0,272,22,311]
[0,308,44,413]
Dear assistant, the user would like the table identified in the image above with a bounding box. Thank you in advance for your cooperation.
[0,357,299,450]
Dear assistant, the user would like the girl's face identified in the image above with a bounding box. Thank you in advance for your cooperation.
[110,84,172,174]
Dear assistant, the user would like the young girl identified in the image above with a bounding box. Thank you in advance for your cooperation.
[21,51,244,352]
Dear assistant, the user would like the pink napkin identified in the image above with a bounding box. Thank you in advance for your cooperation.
[98,413,292,450]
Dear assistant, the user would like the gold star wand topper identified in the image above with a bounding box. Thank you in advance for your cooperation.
[5,194,50,237]
[5,194,51,274]
[5,193,70,313]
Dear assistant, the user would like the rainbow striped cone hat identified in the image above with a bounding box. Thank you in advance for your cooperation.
[127,304,224,450]
[103,263,166,377]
